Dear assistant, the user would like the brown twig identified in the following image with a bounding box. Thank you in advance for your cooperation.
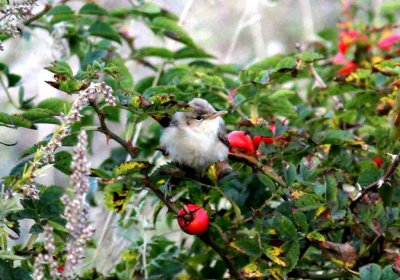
[23,4,52,26]
[309,63,328,89]
[350,152,400,210]
[90,101,137,159]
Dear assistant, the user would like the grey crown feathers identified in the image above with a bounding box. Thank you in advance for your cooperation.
[160,98,229,171]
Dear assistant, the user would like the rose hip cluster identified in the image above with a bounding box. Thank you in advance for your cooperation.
[227,125,285,155]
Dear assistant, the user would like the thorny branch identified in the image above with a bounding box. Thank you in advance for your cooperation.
[90,101,138,159]
[350,151,400,210]
[91,101,243,279]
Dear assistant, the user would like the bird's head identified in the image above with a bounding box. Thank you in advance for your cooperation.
[169,98,226,132]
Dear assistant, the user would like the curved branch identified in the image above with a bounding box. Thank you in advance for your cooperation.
[350,152,400,210]
[90,101,138,159]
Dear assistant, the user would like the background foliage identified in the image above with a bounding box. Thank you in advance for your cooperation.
[1,0,400,279]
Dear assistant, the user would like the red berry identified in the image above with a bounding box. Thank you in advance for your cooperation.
[177,204,209,235]
[227,131,255,155]
[57,265,64,273]
[252,126,276,149]
[371,157,383,168]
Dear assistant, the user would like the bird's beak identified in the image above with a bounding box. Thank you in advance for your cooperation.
[210,111,227,118]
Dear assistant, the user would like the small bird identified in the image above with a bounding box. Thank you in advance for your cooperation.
[160,98,229,171]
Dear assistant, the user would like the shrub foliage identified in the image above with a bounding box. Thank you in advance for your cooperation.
[1,1,400,279]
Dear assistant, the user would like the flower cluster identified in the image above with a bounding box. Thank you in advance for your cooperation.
[32,225,58,280]
[22,82,115,199]
[0,0,38,40]
[61,131,95,279]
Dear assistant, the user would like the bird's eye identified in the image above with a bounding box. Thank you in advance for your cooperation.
[195,115,203,121]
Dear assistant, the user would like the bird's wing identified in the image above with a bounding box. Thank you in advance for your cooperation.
[219,133,230,148]
[217,119,230,148]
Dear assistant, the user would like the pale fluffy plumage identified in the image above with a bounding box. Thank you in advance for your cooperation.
[160,98,229,171]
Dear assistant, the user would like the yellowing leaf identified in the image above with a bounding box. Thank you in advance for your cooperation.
[113,161,152,177]
[290,190,305,199]
[207,163,218,184]
[307,231,326,242]
[265,246,288,267]
[104,183,132,214]
[315,206,328,217]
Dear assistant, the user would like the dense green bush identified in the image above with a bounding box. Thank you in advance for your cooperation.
[1,0,400,279]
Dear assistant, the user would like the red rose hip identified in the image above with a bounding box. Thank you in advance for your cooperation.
[177,204,209,235]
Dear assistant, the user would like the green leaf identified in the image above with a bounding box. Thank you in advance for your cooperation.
[380,265,400,280]
[38,186,64,219]
[151,16,196,48]
[295,52,324,63]
[284,164,296,185]
[0,112,35,129]
[47,5,75,23]
[21,108,60,125]
[0,260,31,280]
[132,2,161,15]
[274,216,297,239]
[88,21,122,44]
[174,47,214,59]
[229,234,261,257]
[47,5,74,16]
[37,97,71,113]
[54,151,72,175]
[79,2,108,15]
[6,73,21,87]
[45,61,73,77]
[134,47,174,59]
[360,263,382,280]
[143,85,182,98]
[0,252,27,261]
[293,212,308,233]
[275,57,296,71]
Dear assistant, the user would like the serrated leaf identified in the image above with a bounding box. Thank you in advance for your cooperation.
[0,252,27,261]
[132,2,161,15]
[274,216,297,239]
[104,182,132,214]
[295,52,324,63]
[90,168,112,179]
[360,263,382,280]
[37,97,71,113]
[307,231,326,242]
[88,21,122,44]
[143,86,182,98]
[293,211,308,233]
[241,261,269,277]
[21,108,60,125]
[174,47,214,59]
[79,2,108,15]
[47,5,74,16]
[151,16,196,48]
[229,235,261,257]
[265,246,287,267]
[0,112,35,129]
[54,151,72,175]
[275,57,296,71]
[134,47,175,59]
[380,265,399,280]
[113,161,152,177]
[45,61,73,77]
